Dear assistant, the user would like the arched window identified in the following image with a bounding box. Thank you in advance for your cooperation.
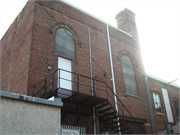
[174,99,179,117]
[121,55,138,96]
[153,92,163,113]
[55,28,75,59]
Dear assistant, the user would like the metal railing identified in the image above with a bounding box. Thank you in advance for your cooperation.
[32,68,146,134]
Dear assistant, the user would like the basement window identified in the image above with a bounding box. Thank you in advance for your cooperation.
[174,99,179,117]
[55,28,75,59]
[121,55,138,96]
[153,92,163,113]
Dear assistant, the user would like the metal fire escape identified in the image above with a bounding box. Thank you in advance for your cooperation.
[32,68,146,134]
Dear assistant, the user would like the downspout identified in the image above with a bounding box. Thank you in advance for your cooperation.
[106,24,120,133]
[88,27,96,135]
[144,74,157,134]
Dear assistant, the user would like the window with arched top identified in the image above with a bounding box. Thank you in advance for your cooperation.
[121,55,138,96]
[55,28,75,59]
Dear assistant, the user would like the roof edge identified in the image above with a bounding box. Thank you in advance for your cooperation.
[0,91,63,107]
[144,74,180,89]
[60,0,133,37]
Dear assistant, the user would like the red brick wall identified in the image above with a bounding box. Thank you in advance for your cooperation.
[27,0,151,133]
[1,0,152,133]
[0,1,35,95]
[148,78,180,133]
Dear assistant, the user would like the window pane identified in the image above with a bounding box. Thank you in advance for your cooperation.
[174,99,179,117]
[153,93,163,113]
[55,28,75,59]
[121,55,138,96]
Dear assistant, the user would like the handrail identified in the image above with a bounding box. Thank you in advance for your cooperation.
[106,85,146,133]
[32,68,146,134]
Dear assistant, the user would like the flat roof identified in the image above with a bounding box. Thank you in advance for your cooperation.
[145,74,180,89]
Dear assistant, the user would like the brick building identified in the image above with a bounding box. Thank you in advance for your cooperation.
[145,74,180,134]
[0,0,179,134]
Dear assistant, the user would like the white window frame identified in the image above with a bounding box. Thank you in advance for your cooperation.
[153,92,163,113]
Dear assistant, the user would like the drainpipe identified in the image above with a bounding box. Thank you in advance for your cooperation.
[144,74,157,134]
[106,24,118,112]
[106,24,121,133]
[88,27,96,135]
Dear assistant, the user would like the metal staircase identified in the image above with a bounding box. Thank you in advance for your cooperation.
[32,68,146,134]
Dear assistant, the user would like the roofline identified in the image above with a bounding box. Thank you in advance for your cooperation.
[0,91,63,107]
[59,0,133,37]
[144,74,180,89]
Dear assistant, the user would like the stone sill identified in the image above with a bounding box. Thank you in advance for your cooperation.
[156,112,165,115]
[124,92,141,99]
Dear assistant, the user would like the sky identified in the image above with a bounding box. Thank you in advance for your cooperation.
[0,0,180,86]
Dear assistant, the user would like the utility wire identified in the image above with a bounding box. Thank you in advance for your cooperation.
[0,23,8,29]
[37,1,107,79]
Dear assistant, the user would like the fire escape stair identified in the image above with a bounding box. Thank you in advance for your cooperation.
[41,89,54,99]
[32,69,145,134]
[96,102,131,134]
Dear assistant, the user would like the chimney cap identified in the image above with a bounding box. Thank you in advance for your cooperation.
[115,8,135,19]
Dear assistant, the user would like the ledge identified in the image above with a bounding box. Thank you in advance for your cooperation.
[124,92,141,99]
[0,91,63,107]
[156,112,165,115]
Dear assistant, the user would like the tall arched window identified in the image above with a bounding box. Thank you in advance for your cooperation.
[55,28,75,59]
[121,55,138,96]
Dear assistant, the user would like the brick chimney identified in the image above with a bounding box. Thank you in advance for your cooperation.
[115,8,140,47]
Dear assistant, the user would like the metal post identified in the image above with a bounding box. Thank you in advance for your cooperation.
[44,79,46,94]
[77,74,79,92]
[59,69,60,88]
[33,85,35,96]
[52,73,54,90]
[93,79,95,97]
[106,84,108,101]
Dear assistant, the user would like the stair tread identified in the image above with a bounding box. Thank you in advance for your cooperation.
[96,103,109,109]
[99,107,112,113]
[101,112,116,117]
[112,124,125,129]
[109,120,121,125]
[105,115,119,121]
[116,127,128,132]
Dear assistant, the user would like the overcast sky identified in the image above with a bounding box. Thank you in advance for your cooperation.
[0,0,180,85]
